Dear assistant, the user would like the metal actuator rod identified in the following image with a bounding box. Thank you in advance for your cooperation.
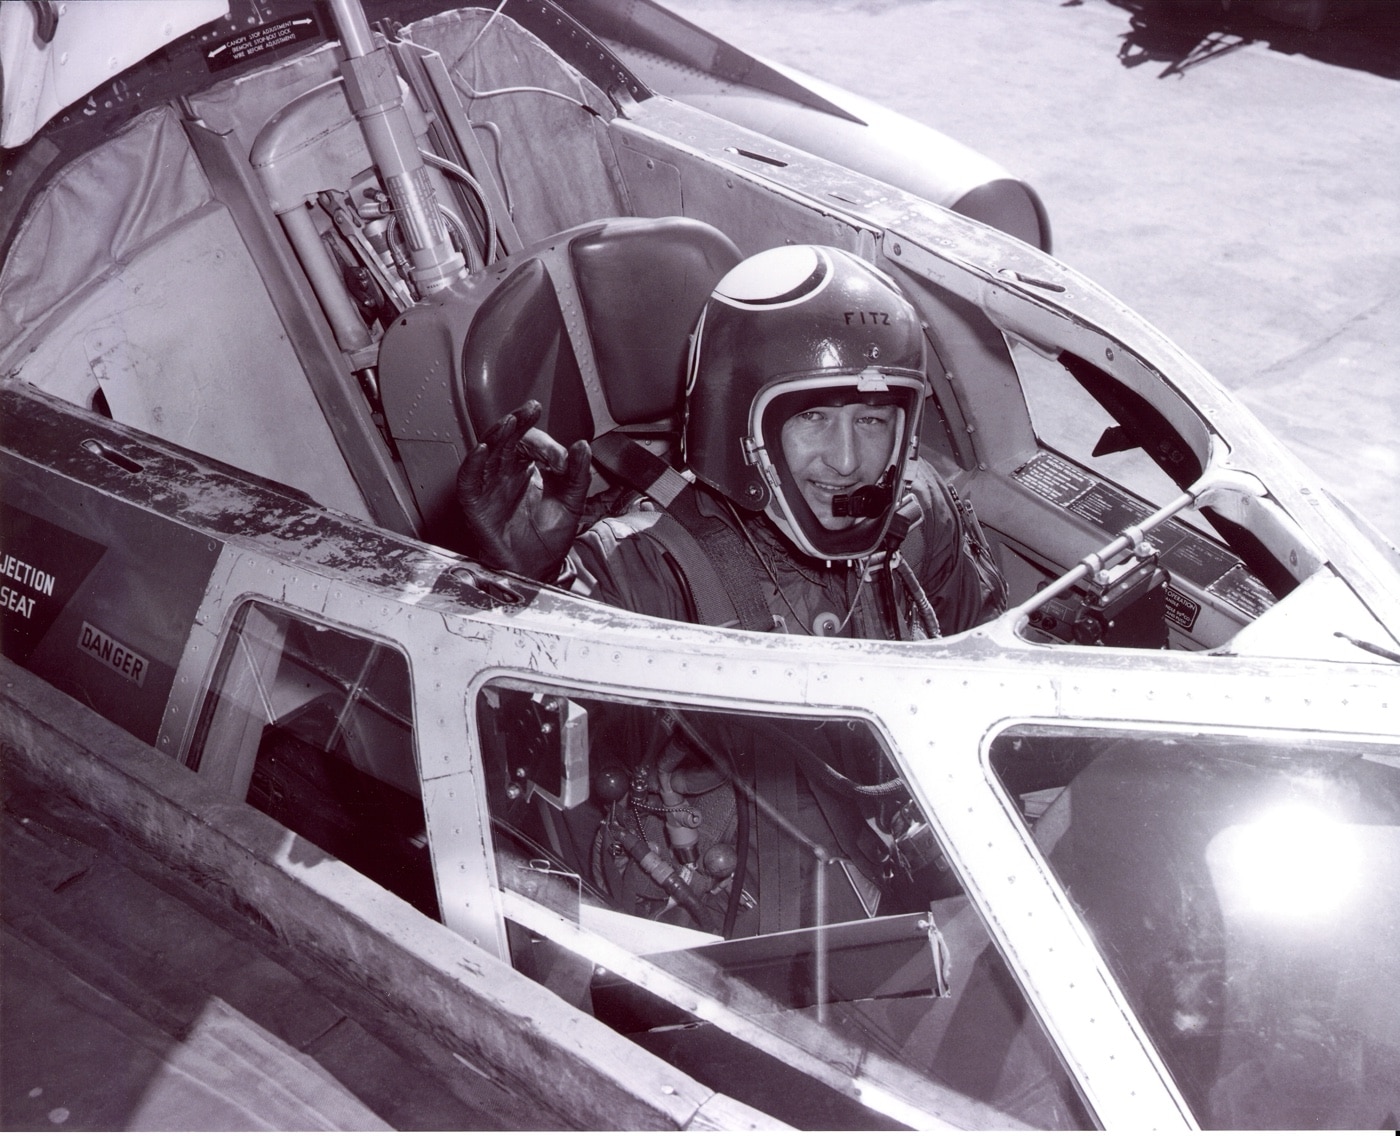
[325,0,466,296]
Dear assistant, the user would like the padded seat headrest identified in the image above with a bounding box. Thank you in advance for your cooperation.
[461,216,741,446]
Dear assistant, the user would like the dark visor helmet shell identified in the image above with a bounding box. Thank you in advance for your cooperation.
[683,245,929,561]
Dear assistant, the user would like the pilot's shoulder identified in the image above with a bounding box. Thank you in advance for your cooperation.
[907,458,957,518]
[569,504,693,621]
[576,504,670,561]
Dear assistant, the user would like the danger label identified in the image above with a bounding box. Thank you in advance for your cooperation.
[79,622,148,687]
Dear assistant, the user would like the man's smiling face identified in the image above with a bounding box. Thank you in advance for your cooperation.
[779,402,898,530]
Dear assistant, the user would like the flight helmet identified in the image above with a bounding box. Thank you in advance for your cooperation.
[683,245,928,560]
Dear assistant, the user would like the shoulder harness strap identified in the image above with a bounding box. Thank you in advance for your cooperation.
[590,433,775,632]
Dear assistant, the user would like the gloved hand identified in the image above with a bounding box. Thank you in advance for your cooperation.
[456,401,591,580]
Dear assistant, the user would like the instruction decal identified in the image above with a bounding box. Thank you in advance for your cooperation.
[1164,586,1201,633]
[205,12,321,73]
[0,503,107,664]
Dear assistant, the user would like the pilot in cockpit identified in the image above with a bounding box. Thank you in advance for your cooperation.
[456,244,1006,640]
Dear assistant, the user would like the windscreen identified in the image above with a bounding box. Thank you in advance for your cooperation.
[475,683,1092,1129]
[991,724,1400,1130]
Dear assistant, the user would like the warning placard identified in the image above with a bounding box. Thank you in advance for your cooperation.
[78,622,149,687]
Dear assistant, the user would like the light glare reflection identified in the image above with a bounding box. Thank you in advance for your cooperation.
[1207,803,1363,921]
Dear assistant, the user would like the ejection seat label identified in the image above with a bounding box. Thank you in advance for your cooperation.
[78,622,149,687]
[0,502,107,664]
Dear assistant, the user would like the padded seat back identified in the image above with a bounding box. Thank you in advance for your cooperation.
[378,216,740,548]
[462,217,741,446]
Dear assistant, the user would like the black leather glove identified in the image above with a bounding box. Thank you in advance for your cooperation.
[456,401,591,580]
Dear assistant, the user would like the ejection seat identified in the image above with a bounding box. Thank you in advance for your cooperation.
[376,216,742,551]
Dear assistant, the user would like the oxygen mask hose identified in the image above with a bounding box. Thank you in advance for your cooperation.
[614,827,714,932]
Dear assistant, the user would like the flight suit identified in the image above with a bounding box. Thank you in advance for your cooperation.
[565,460,1007,639]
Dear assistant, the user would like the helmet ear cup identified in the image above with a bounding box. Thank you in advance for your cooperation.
[684,246,929,559]
[683,310,773,509]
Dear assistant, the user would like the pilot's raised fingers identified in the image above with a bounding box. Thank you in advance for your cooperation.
[479,400,543,453]
[552,439,592,512]
[457,437,491,496]
[518,426,569,474]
